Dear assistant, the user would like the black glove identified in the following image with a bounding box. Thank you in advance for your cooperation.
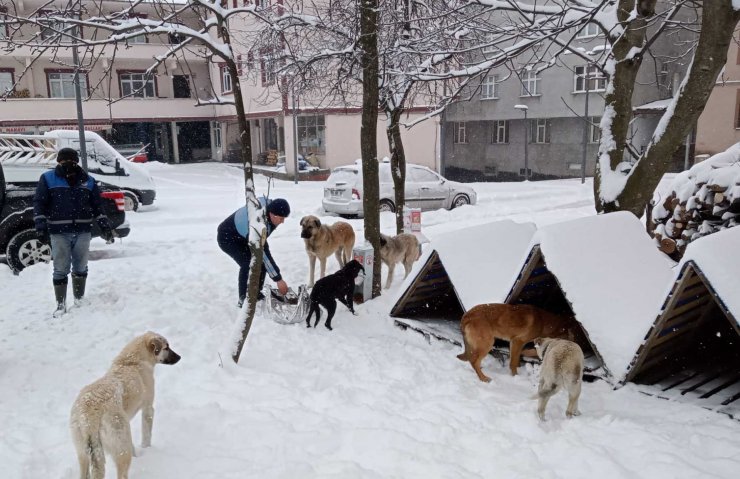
[100,227,115,244]
[36,228,50,244]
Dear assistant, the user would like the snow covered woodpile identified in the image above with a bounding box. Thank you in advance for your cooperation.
[505,212,675,382]
[623,226,740,419]
[391,221,536,341]
[650,143,740,260]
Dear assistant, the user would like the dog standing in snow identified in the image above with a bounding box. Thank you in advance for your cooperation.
[70,332,181,479]
[379,232,420,289]
[533,337,584,421]
[305,259,364,331]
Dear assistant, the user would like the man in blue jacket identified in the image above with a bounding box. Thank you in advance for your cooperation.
[217,198,291,308]
[34,148,113,318]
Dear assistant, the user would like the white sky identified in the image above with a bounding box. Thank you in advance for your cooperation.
[1,163,738,478]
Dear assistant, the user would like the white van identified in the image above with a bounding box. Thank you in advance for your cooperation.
[0,130,156,211]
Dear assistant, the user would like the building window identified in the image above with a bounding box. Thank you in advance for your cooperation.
[576,23,600,38]
[490,120,509,144]
[297,115,326,158]
[168,32,185,44]
[221,66,232,93]
[119,72,156,98]
[0,70,14,94]
[530,118,551,144]
[1,7,8,40]
[574,65,606,92]
[481,75,499,100]
[129,34,147,44]
[482,33,495,54]
[39,11,79,42]
[173,75,191,98]
[453,122,467,144]
[590,116,601,143]
[260,50,280,87]
[214,122,222,149]
[520,68,541,96]
[47,71,88,98]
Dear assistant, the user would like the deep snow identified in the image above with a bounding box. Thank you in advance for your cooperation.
[1,163,738,479]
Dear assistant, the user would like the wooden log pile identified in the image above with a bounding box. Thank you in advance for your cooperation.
[650,147,740,260]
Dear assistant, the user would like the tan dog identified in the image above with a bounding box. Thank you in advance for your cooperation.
[456,303,578,382]
[379,233,420,288]
[534,337,584,420]
[300,215,355,287]
[70,332,181,479]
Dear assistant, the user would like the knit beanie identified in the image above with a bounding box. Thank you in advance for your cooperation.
[57,148,80,163]
[266,198,290,217]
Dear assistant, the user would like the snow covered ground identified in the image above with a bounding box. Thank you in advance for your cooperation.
[1,162,738,479]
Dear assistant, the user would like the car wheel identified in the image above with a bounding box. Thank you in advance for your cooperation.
[122,191,140,212]
[6,228,52,273]
[452,194,470,209]
[379,200,396,213]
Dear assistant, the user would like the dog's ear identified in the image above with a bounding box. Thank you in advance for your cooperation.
[149,336,164,356]
[300,216,307,227]
[314,218,321,227]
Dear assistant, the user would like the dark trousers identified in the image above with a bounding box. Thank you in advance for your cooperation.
[218,229,267,299]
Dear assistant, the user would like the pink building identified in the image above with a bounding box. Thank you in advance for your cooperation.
[695,35,740,157]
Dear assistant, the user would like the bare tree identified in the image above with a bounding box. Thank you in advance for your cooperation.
[1,0,279,362]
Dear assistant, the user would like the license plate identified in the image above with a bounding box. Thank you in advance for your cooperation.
[330,189,343,198]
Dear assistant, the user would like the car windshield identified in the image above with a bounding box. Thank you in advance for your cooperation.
[327,168,358,184]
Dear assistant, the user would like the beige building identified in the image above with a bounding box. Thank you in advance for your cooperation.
[0,1,439,171]
[696,35,740,157]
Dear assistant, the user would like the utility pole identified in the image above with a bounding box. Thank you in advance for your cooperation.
[514,104,529,180]
[580,63,591,184]
[292,82,299,184]
[71,9,87,171]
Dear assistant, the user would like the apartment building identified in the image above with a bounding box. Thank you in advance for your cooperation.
[441,14,698,182]
[0,0,217,163]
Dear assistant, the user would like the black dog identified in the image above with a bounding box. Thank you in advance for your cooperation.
[305,259,365,330]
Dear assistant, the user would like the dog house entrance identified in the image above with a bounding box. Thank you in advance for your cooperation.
[625,264,740,419]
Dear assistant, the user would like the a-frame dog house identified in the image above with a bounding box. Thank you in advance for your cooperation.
[622,227,740,419]
[504,212,675,380]
[391,220,536,346]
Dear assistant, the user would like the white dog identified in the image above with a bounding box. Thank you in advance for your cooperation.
[533,337,583,421]
[70,332,180,479]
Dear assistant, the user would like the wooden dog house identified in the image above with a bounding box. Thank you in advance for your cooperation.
[622,227,740,419]
[391,220,536,347]
[503,212,675,380]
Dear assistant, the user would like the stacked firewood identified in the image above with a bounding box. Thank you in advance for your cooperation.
[650,145,740,260]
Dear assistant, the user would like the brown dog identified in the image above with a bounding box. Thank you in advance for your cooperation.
[379,233,420,289]
[456,303,578,382]
[300,215,356,287]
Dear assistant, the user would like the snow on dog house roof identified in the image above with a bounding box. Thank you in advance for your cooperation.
[505,211,675,381]
[623,226,740,418]
[390,220,536,318]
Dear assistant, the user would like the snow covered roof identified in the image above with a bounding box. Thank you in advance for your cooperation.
[392,220,536,311]
[530,212,675,380]
[633,98,672,113]
[678,225,740,322]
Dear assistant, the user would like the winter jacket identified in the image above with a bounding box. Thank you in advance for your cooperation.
[217,198,283,282]
[33,165,110,235]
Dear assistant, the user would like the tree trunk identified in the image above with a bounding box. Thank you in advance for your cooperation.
[387,108,407,234]
[223,31,263,363]
[359,0,382,298]
[594,0,655,212]
[610,0,740,217]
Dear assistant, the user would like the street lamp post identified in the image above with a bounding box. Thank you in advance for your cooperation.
[514,104,529,181]
[580,62,592,184]
[291,81,299,185]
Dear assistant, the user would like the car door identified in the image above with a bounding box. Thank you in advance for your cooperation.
[409,166,446,210]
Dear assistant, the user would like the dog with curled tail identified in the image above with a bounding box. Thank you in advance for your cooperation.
[533,337,584,421]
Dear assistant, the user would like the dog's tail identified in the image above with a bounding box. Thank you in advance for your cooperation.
[305,301,321,327]
[71,415,105,479]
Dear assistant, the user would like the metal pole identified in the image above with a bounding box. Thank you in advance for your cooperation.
[71,23,87,171]
[523,110,529,181]
[683,131,692,170]
[580,63,591,184]
[292,83,299,184]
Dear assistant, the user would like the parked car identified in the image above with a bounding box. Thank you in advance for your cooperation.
[0,161,130,274]
[322,160,477,217]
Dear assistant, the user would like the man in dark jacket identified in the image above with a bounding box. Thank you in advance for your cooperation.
[217,198,291,308]
[34,147,113,317]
